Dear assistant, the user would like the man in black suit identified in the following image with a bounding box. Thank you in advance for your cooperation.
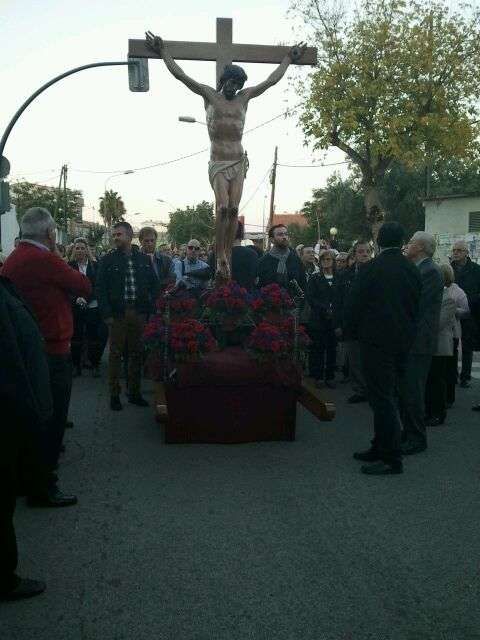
[0,277,52,600]
[400,232,443,455]
[344,223,422,475]
[139,226,175,293]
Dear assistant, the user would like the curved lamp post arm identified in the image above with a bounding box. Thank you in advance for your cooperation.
[0,60,135,167]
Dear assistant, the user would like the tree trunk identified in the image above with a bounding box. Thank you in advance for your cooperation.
[362,179,387,241]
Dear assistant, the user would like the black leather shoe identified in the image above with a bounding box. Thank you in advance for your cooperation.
[110,395,123,411]
[65,420,74,429]
[348,394,367,404]
[401,441,427,456]
[325,380,336,389]
[472,404,480,412]
[460,380,470,388]
[0,576,46,601]
[426,416,445,427]
[361,461,403,475]
[27,487,78,508]
[128,394,149,407]
[353,447,381,462]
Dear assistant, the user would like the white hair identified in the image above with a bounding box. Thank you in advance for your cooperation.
[453,240,469,252]
[20,207,55,239]
[412,231,436,257]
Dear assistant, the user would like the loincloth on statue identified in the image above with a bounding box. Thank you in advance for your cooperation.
[208,153,249,188]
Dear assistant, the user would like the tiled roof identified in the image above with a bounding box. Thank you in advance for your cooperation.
[271,213,308,228]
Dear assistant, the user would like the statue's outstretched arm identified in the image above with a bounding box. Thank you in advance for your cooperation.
[241,42,307,101]
[146,31,216,100]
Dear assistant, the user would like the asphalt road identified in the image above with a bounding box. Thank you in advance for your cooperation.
[2,370,480,640]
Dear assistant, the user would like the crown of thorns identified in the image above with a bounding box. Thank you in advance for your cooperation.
[218,64,248,90]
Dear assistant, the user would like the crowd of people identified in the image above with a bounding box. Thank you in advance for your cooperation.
[1,205,480,601]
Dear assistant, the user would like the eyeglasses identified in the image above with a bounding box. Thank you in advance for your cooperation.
[187,246,200,250]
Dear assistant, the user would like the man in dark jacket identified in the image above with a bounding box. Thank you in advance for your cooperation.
[345,223,422,475]
[335,240,372,403]
[0,277,52,600]
[400,231,443,455]
[451,241,480,387]
[139,226,175,293]
[96,222,159,411]
[257,224,306,293]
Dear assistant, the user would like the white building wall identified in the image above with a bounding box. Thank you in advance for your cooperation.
[424,196,480,263]
[0,205,19,255]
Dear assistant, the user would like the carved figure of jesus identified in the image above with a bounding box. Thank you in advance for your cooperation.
[146,31,305,282]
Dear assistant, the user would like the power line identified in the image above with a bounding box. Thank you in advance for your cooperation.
[239,166,272,213]
[70,107,297,175]
[278,160,349,168]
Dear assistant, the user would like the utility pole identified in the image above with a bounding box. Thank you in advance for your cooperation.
[55,164,69,238]
[268,146,278,232]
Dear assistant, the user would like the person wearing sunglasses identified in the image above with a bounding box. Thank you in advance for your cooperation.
[173,239,212,292]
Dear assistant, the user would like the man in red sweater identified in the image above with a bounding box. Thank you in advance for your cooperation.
[2,207,91,507]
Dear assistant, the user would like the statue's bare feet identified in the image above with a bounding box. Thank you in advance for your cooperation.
[215,256,231,285]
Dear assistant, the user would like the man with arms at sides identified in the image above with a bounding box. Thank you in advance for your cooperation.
[450,240,480,388]
[139,226,175,293]
[97,222,159,411]
[345,223,422,475]
[2,207,91,507]
[145,31,305,281]
[300,246,319,282]
[257,224,306,293]
[401,231,443,455]
[335,240,373,404]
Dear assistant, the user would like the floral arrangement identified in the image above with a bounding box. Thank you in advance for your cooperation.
[170,319,217,362]
[143,314,165,352]
[250,284,295,320]
[156,289,198,319]
[246,317,310,362]
[203,281,251,328]
[143,315,217,363]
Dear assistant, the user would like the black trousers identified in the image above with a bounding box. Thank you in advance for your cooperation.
[425,356,448,422]
[43,354,72,479]
[446,339,459,405]
[0,430,18,593]
[360,343,405,464]
[308,325,337,381]
[399,353,432,447]
[71,307,108,369]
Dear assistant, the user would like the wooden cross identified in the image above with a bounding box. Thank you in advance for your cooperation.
[128,17,317,87]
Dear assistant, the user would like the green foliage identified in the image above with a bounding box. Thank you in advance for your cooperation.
[85,225,105,248]
[99,190,126,227]
[286,223,317,249]
[167,201,215,245]
[291,0,480,219]
[11,181,83,226]
[301,173,367,246]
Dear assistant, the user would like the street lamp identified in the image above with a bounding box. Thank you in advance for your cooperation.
[178,115,207,126]
[104,169,134,192]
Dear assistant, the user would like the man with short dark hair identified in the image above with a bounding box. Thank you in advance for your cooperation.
[97,221,159,411]
[336,240,372,403]
[346,222,422,475]
[257,225,306,291]
[139,226,175,292]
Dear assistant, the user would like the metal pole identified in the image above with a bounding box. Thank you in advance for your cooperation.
[0,61,133,163]
[268,146,278,231]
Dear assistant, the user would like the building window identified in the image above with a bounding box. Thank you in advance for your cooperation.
[468,212,480,233]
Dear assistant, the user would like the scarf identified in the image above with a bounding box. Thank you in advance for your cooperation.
[269,246,290,282]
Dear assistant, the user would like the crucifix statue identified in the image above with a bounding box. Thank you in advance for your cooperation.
[129,19,316,282]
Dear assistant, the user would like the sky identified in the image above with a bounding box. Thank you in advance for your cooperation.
[1,0,349,233]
